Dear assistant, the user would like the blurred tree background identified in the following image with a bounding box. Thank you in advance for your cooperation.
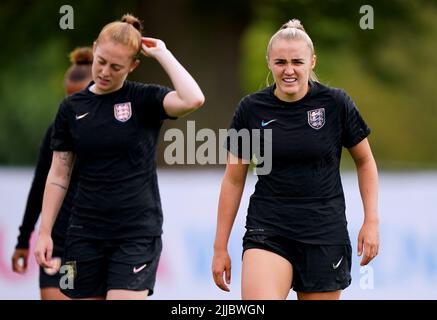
[0,0,436,169]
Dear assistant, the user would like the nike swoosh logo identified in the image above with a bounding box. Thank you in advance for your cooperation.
[261,119,277,127]
[332,256,343,269]
[75,112,89,120]
[133,263,148,273]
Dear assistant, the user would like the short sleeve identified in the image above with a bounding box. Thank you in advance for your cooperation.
[339,90,371,148]
[225,98,252,161]
[51,100,74,151]
[133,83,175,124]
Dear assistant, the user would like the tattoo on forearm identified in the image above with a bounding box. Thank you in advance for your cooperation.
[50,182,68,191]
[57,152,73,168]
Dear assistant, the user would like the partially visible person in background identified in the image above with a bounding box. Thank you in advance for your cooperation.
[12,47,93,300]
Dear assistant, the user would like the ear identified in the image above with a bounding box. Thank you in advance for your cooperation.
[266,55,271,70]
[311,54,317,69]
[129,59,140,73]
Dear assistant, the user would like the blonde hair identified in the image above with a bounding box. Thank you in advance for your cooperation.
[96,14,143,59]
[267,19,318,82]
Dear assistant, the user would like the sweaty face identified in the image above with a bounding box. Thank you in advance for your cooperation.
[92,40,138,94]
[268,38,316,102]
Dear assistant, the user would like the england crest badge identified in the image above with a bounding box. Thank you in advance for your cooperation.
[114,102,132,122]
[307,108,325,130]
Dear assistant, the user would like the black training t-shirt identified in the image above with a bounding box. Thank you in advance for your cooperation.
[51,80,173,239]
[227,81,370,245]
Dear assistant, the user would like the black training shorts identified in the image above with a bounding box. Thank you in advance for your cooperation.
[60,235,162,299]
[243,233,352,293]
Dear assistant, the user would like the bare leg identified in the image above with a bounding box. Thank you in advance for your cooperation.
[106,289,149,300]
[241,249,292,300]
[297,290,342,300]
[40,288,70,300]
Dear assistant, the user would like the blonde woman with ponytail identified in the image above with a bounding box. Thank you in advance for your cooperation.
[212,19,379,300]
[34,14,204,300]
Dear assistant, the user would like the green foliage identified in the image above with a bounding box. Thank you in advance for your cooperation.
[0,0,137,164]
[240,0,437,169]
[0,40,67,164]
[0,0,436,169]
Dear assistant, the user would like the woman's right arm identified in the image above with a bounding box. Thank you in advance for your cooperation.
[34,151,75,268]
[212,153,249,292]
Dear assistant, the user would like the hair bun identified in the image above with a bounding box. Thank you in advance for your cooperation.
[281,19,306,32]
[121,13,143,32]
[69,47,93,65]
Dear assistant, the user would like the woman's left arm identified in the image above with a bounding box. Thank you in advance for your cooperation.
[348,138,380,266]
[141,37,205,118]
